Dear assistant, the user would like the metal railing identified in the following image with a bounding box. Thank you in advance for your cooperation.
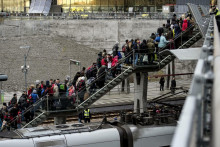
[0,12,184,20]
[188,3,210,37]
[212,16,220,147]
[171,15,213,147]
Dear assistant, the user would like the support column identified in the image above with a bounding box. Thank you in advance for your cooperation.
[121,78,130,94]
[125,78,130,94]
[172,60,175,77]
[167,63,171,89]
[54,116,66,125]
[134,72,148,114]
[121,80,125,92]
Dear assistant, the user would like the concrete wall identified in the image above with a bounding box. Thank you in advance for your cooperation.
[1,19,165,51]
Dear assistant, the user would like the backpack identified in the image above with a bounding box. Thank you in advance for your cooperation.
[122,44,127,53]
[59,84,65,90]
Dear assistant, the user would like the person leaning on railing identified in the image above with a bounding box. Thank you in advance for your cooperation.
[210,5,220,32]
[158,33,170,50]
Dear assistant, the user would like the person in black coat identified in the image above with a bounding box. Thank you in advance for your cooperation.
[159,77,165,91]
[171,77,176,94]
[97,65,106,88]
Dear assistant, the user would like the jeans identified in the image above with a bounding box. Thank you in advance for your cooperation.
[134,53,139,65]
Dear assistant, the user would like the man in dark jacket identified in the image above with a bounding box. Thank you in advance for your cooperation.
[18,91,27,110]
[97,65,106,88]
[171,77,176,94]
[96,52,102,69]
[159,77,165,91]
[166,19,171,28]
[112,42,119,57]
[10,94,17,107]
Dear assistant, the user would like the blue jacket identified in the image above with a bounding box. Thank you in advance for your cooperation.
[155,36,161,43]
[158,36,170,48]
[31,93,39,103]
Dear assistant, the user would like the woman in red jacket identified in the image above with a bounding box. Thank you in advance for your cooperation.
[182,19,188,31]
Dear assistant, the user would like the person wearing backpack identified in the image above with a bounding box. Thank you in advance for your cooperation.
[122,40,128,55]
[76,77,86,103]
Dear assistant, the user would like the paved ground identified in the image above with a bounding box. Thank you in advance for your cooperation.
[91,78,192,107]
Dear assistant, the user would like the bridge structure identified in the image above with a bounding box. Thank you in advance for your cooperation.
[171,2,220,147]
[1,4,211,131]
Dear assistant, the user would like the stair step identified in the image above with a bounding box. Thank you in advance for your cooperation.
[83,103,89,106]
[39,114,47,119]
[159,63,166,66]
[115,78,121,82]
[86,99,92,103]
[123,73,129,76]
[27,124,33,128]
[103,87,109,91]
[107,77,114,80]
[35,118,41,122]
[95,93,101,97]
[127,70,133,73]
[91,96,97,100]
[78,106,84,109]
[107,84,114,88]
[111,81,117,85]
[99,90,105,94]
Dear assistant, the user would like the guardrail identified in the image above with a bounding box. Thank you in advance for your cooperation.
[213,16,220,147]
[171,15,213,147]
[0,12,185,20]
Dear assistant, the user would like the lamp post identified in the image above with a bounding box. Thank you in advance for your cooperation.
[69,59,81,82]
[20,46,30,92]
[0,74,8,104]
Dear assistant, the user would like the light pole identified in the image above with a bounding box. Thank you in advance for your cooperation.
[69,59,81,82]
[20,46,30,92]
[0,74,8,104]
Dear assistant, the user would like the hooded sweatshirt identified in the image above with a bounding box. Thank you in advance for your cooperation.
[182,19,188,31]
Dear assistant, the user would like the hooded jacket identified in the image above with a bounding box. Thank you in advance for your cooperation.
[182,19,188,31]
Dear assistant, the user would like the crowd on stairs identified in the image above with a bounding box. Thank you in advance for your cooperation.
[0,12,195,131]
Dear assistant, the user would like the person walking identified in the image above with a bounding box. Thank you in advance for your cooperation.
[84,108,91,123]
[9,94,17,107]
[159,77,165,91]
[171,77,176,94]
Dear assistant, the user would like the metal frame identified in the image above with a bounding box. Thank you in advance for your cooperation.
[171,15,214,147]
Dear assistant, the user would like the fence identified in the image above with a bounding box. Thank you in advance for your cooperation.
[1,12,185,20]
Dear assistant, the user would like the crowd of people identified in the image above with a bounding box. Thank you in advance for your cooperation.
[0,12,193,131]
[120,13,194,66]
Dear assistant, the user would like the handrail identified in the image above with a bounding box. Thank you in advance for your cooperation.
[22,111,45,129]
[76,66,133,109]
[76,50,133,95]
[2,95,46,130]
[178,32,201,49]
[160,24,197,51]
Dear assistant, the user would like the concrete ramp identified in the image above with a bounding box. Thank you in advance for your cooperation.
[170,48,201,60]
[29,0,52,14]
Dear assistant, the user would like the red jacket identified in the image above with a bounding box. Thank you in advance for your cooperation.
[101,58,107,66]
[182,19,188,31]
[112,56,118,67]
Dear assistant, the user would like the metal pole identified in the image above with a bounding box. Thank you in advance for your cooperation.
[24,54,27,92]
[47,94,49,112]
[69,61,71,82]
